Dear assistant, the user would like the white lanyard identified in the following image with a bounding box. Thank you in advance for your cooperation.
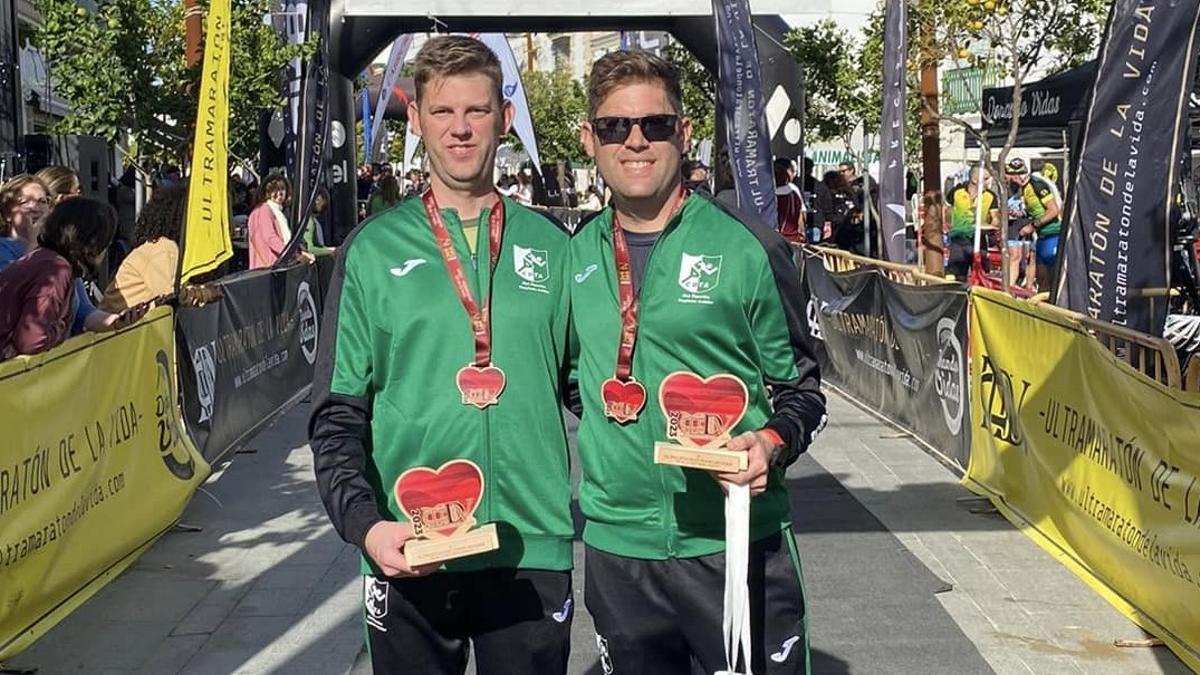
[716,484,753,675]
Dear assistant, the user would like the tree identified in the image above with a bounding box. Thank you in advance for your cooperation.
[784,20,860,147]
[917,0,1105,282]
[785,2,1103,165]
[663,41,716,143]
[517,69,587,163]
[784,18,922,164]
[33,0,307,170]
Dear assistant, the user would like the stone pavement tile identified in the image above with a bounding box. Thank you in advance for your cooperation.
[9,620,174,672]
[84,570,215,624]
[250,563,332,590]
[1013,652,1088,674]
[230,587,313,617]
[297,545,361,618]
[178,616,296,675]
[172,580,256,636]
[229,577,363,675]
[814,637,994,675]
[138,634,210,675]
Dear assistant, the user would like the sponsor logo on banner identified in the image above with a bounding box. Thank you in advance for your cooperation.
[364,577,388,632]
[154,350,196,481]
[806,297,825,341]
[192,343,217,423]
[935,318,964,436]
[678,253,722,304]
[297,281,319,365]
[514,245,550,294]
[978,354,1030,447]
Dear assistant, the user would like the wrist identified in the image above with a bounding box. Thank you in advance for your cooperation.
[758,428,786,465]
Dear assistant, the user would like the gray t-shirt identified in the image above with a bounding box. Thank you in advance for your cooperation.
[622,229,660,294]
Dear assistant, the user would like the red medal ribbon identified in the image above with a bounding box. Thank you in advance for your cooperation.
[422,189,507,408]
[601,188,687,423]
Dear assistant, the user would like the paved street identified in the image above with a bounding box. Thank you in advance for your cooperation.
[5,391,1190,674]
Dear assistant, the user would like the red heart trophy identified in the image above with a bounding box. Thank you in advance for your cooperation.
[653,371,751,473]
[394,459,499,566]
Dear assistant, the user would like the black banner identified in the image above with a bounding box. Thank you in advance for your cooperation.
[176,263,321,464]
[280,0,331,264]
[802,255,970,467]
[713,0,777,228]
[0,0,21,174]
[265,0,305,179]
[1055,0,1200,335]
[754,18,806,163]
[879,0,907,263]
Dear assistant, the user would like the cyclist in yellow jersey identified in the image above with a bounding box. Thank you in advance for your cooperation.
[1005,158,1062,290]
[944,167,1000,279]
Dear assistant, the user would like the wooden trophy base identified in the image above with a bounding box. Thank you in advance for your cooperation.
[405,523,499,567]
[654,442,748,473]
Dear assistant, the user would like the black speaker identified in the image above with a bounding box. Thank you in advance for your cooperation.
[75,136,109,199]
[23,133,55,172]
[532,161,577,208]
[22,134,110,198]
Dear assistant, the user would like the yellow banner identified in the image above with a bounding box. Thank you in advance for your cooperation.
[966,289,1200,670]
[180,0,233,283]
[0,308,209,659]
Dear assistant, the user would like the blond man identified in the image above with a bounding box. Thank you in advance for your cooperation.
[310,36,575,674]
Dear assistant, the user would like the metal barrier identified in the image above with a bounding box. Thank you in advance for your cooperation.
[808,246,1186,390]
[811,246,955,287]
[1030,302,1182,390]
[1185,355,1200,393]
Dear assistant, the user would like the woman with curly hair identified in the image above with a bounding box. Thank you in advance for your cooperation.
[0,198,117,360]
[101,184,187,312]
[0,174,128,334]
[0,174,51,266]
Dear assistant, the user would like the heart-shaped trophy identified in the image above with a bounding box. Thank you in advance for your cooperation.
[653,372,751,473]
[394,459,499,566]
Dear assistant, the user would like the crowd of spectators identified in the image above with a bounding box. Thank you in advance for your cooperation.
[0,163,250,363]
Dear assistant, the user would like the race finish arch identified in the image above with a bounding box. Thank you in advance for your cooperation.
[314,0,812,237]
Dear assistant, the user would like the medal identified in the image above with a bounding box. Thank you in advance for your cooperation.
[422,190,507,409]
[599,188,687,423]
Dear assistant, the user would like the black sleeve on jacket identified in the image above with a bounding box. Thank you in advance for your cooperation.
[759,235,828,467]
[308,237,384,551]
[703,194,828,466]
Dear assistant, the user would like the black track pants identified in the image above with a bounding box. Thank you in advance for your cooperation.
[362,568,573,675]
[584,531,809,675]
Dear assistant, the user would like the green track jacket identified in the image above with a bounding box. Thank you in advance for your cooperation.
[309,196,574,573]
[568,193,827,560]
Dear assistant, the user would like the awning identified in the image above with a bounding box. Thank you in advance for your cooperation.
[965,61,1096,149]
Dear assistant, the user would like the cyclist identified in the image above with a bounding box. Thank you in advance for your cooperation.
[944,167,1000,280]
[1005,158,1062,291]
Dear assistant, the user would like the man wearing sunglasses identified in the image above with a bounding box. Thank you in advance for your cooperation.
[568,50,827,674]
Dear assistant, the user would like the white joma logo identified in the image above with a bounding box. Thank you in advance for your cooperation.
[575,264,598,283]
[771,635,801,663]
[390,259,427,277]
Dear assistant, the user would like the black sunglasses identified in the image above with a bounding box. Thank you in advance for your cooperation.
[591,115,680,145]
